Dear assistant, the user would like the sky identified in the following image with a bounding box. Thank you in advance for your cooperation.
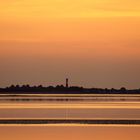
[0,0,140,88]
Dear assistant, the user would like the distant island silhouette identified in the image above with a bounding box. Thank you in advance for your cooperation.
[0,84,140,94]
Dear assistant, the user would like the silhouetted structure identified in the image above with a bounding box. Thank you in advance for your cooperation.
[66,78,69,88]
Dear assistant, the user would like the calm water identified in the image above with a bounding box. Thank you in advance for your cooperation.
[0,93,140,140]
[1,125,140,140]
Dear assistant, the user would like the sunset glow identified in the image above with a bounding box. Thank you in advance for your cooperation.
[0,0,140,88]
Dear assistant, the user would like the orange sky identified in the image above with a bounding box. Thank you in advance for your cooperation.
[0,0,140,88]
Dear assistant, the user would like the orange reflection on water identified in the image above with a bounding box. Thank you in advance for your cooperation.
[0,125,140,140]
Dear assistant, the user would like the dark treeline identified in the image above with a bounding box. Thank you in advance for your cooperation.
[0,84,140,94]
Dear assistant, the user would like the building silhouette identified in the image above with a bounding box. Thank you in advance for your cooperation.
[66,78,69,88]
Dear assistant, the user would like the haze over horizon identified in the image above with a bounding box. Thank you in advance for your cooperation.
[0,0,140,89]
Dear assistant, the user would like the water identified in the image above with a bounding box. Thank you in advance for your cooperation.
[0,93,140,140]
[0,94,140,120]
[1,125,140,140]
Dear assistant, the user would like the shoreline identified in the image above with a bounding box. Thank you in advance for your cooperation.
[0,119,140,125]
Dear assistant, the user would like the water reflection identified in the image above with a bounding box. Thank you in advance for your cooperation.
[0,125,140,140]
[0,94,140,120]
[0,94,140,140]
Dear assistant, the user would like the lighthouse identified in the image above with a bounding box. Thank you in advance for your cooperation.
[66,78,69,88]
